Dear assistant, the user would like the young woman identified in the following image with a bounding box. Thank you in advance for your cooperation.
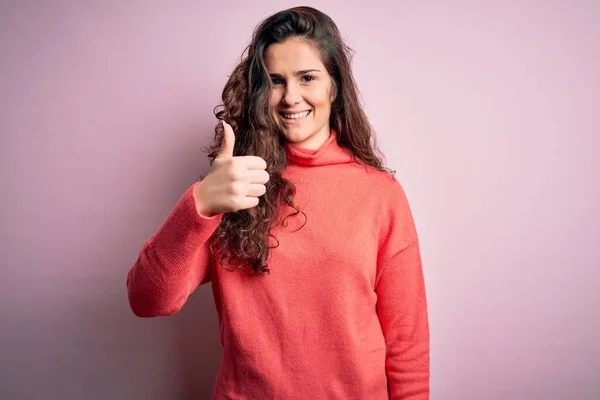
[127,6,430,399]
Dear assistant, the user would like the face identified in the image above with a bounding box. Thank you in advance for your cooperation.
[265,37,334,150]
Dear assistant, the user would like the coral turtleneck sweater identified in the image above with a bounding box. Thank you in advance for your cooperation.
[126,129,430,399]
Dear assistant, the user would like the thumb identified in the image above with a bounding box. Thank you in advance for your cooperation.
[217,120,235,158]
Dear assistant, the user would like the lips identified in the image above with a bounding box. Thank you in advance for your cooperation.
[279,110,311,120]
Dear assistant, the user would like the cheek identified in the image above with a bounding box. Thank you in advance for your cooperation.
[306,86,330,108]
[269,89,282,107]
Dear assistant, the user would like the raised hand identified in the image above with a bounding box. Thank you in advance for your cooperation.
[194,121,270,217]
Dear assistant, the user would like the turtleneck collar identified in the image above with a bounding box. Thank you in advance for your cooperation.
[284,128,355,167]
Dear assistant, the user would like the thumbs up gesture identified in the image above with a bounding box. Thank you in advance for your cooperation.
[194,121,270,217]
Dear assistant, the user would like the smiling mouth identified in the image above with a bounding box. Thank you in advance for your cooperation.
[279,110,311,120]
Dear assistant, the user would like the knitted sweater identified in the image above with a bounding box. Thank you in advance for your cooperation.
[126,129,430,399]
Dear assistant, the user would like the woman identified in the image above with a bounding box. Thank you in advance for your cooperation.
[127,6,430,399]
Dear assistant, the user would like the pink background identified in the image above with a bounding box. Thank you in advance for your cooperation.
[1,1,598,399]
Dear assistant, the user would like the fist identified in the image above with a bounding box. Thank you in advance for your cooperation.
[194,121,270,217]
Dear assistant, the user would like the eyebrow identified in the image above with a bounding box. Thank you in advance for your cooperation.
[268,69,321,76]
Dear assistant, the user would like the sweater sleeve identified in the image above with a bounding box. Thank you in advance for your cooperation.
[375,180,430,399]
[126,181,223,317]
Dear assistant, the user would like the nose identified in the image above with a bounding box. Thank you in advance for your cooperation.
[282,81,302,106]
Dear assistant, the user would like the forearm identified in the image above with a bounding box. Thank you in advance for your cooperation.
[377,241,430,399]
[126,182,223,317]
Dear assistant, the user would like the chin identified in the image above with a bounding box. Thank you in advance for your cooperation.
[281,128,313,143]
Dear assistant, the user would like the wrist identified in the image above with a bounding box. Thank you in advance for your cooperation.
[193,181,218,218]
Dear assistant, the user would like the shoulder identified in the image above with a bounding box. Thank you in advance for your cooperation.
[344,162,415,218]
[360,165,411,205]
[364,168,418,245]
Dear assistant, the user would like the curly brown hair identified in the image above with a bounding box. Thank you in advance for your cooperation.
[203,6,393,275]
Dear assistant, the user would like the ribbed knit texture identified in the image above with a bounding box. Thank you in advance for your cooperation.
[126,129,430,399]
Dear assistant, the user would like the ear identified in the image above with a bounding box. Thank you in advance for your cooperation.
[329,78,338,103]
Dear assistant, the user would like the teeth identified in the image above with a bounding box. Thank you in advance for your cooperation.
[282,110,310,119]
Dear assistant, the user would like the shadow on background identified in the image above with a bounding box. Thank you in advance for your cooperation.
[116,121,223,399]
[171,284,222,399]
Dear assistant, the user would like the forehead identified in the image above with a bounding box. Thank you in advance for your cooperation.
[264,38,326,71]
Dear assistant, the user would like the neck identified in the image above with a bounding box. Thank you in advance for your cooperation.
[287,125,331,151]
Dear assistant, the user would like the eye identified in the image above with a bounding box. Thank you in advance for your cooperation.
[271,77,283,85]
[302,75,316,83]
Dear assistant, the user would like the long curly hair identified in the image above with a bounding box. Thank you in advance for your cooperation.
[203,6,393,275]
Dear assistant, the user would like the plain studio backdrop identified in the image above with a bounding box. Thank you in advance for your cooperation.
[1,1,598,399]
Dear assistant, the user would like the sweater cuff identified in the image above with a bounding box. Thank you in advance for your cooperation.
[147,181,223,273]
